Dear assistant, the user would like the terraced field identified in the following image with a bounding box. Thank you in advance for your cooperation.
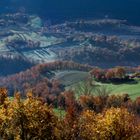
[22,48,57,63]
[54,70,89,86]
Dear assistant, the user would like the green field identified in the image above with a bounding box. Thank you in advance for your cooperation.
[103,80,140,99]
[68,79,140,100]
[54,70,140,99]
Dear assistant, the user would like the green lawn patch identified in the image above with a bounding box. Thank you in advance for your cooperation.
[69,79,140,100]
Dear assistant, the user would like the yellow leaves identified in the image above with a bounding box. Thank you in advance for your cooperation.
[26,90,33,98]
[14,92,21,101]
[81,110,96,123]
[15,135,21,140]
[80,108,140,140]
[0,92,59,139]
[0,88,8,96]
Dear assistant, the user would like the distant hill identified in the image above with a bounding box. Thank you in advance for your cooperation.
[0,0,140,25]
[1,13,140,72]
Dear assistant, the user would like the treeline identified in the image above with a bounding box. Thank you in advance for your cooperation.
[54,19,127,33]
[0,13,29,27]
[58,90,140,116]
[0,88,140,139]
[37,61,93,72]
[58,45,140,67]
[57,33,140,67]
[65,19,127,31]
[90,66,140,83]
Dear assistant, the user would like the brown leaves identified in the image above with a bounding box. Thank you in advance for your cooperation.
[0,87,8,105]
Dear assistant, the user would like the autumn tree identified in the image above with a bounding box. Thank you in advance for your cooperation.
[0,88,8,105]
[90,68,105,81]
[80,108,140,140]
[105,69,115,80]
[114,67,126,79]
[0,92,60,140]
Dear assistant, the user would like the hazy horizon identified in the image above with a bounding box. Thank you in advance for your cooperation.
[0,0,140,25]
